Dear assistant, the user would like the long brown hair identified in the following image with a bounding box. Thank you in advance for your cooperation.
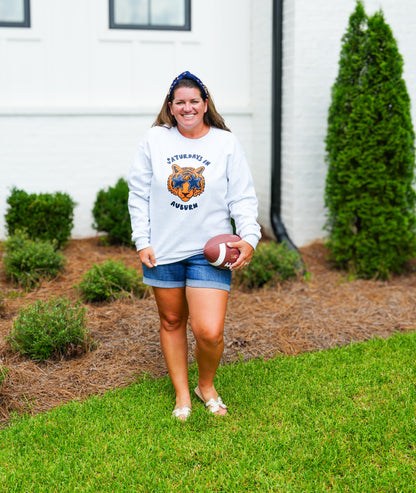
[153,77,231,132]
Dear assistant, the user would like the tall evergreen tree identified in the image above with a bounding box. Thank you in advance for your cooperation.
[325,1,368,267]
[324,2,416,279]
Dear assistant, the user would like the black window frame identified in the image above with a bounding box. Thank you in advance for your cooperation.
[0,0,30,28]
[109,0,191,31]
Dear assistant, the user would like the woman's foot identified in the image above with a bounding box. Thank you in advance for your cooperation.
[172,406,192,421]
[194,386,228,416]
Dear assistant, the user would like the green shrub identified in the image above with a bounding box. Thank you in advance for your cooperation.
[92,178,133,246]
[233,241,304,289]
[5,188,76,249]
[76,259,146,302]
[7,296,92,361]
[324,2,416,279]
[3,231,66,289]
[0,366,8,388]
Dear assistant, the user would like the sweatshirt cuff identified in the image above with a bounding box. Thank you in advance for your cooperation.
[134,238,151,252]
[242,234,260,250]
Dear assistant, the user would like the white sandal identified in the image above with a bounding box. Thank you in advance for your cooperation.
[172,406,191,421]
[194,387,228,414]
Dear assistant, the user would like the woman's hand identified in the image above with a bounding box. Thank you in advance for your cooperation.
[227,239,254,271]
[138,246,157,268]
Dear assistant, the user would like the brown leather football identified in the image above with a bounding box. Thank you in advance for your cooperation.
[203,234,241,269]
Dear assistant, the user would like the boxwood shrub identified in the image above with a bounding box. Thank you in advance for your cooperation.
[92,178,133,246]
[233,241,304,289]
[76,258,146,302]
[5,187,76,248]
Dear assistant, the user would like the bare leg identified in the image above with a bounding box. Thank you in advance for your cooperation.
[153,287,191,415]
[186,287,229,415]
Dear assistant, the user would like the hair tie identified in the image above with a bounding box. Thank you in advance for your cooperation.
[168,71,208,100]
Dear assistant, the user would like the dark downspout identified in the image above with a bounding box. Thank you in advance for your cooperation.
[271,0,298,252]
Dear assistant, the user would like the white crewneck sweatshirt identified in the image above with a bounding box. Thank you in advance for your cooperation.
[128,125,261,265]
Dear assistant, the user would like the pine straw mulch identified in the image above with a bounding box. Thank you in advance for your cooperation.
[1,237,416,427]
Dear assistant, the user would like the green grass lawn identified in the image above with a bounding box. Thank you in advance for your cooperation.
[1,331,415,492]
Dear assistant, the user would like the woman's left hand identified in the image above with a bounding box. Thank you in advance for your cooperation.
[227,239,254,271]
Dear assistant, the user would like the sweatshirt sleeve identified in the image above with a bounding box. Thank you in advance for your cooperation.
[226,137,261,249]
[128,137,153,251]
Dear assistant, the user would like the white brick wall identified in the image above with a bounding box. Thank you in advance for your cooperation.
[1,0,416,245]
[281,0,416,246]
[250,0,273,237]
[0,114,153,238]
[0,110,254,239]
[0,0,256,240]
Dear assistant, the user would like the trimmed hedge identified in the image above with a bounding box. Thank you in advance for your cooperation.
[5,188,76,249]
[233,241,304,289]
[92,178,133,246]
[76,258,146,302]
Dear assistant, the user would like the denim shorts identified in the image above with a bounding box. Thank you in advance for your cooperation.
[142,254,232,292]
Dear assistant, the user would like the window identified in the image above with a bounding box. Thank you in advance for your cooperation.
[0,0,30,27]
[109,0,190,31]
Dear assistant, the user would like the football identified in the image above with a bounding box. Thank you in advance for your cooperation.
[203,234,241,270]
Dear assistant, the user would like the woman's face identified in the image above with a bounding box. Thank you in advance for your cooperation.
[168,87,208,136]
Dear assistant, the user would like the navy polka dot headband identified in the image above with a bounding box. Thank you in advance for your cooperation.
[168,71,208,101]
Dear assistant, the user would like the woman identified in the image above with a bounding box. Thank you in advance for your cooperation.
[128,71,261,421]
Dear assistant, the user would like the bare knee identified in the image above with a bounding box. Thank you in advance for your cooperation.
[160,313,186,333]
[196,328,224,348]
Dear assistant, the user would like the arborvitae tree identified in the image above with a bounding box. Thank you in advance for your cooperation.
[324,2,416,279]
[325,1,367,168]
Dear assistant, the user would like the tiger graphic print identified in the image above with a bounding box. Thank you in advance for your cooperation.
[167,164,205,202]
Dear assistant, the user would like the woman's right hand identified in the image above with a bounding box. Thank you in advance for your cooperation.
[138,246,157,268]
